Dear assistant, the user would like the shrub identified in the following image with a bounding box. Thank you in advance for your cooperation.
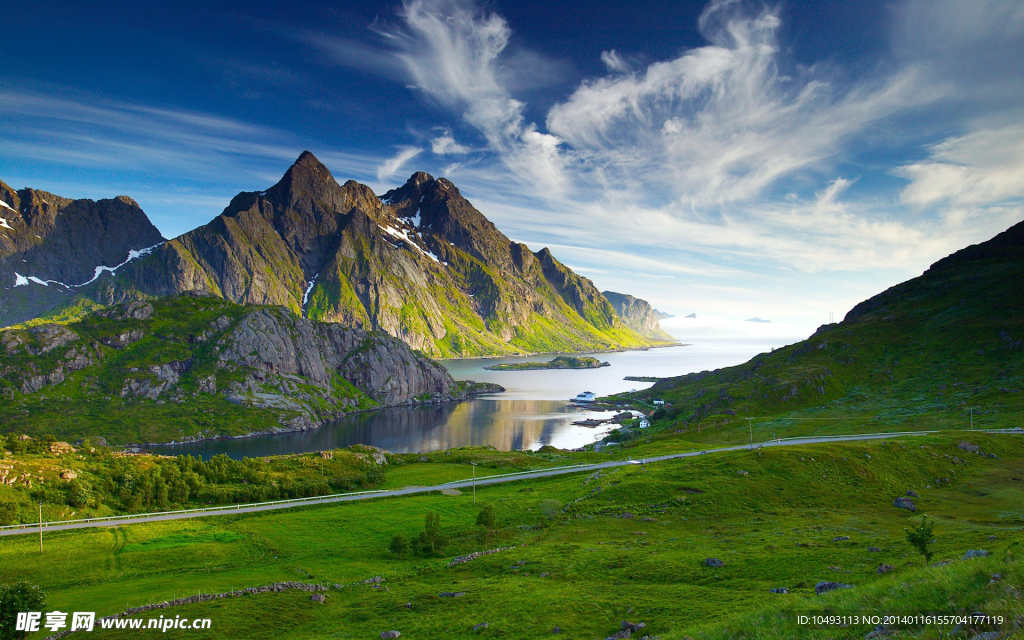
[0,582,46,640]
[905,515,935,562]
[389,534,409,556]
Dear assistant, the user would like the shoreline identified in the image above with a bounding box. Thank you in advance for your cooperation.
[437,341,685,361]
[124,343,681,453]
[124,387,505,452]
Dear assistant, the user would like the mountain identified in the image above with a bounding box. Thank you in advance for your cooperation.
[35,152,657,357]
[634,218,1024,437]
[602,291,676,342]
[0,294,495,445]
[0,180,164,326]
[745,317,771,323]
[654,309,675,320]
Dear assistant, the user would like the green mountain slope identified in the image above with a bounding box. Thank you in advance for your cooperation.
[76,152,657,357]
[0,294,480,445]
[627,218,1024,441]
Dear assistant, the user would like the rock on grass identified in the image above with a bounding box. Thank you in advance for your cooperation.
[815,581,853,594]
[894,496,916,511]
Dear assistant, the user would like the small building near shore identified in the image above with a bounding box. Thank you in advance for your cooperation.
[574,391,597,403]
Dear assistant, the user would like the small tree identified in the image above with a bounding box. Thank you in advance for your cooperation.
[476,504,495,546]
[0,582,46,640]
[905,515,935,562]
[388,534,409,556]
[416,512,447,555]
[476,505,495,529]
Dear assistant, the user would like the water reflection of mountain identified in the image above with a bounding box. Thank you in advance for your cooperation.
[155,400,614,460]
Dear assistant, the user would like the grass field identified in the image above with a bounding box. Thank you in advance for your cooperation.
[3,431,1022,639]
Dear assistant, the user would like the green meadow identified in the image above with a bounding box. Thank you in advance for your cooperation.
[2,431,1022,639]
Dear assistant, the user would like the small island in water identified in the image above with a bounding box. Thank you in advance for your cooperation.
[485,356,610,371]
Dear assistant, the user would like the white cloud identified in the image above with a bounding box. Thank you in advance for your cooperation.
[378,0,569,192]
[430,132,470,155]
[376,146,423,181]
[546,0,926,207]
[896,123,1024,209]
[599,50,631,74]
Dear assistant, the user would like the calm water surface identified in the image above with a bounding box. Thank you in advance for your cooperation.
[157,337,801,459]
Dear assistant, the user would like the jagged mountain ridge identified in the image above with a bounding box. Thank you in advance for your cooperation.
[602,291,675,342]
[76,151,661,357]
[0,180,165,326]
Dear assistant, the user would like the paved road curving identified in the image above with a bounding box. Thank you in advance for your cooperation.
[1,430,1015,538]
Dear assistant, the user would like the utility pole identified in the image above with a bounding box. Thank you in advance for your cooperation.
[38,502,43,554]
[471,463,477,503]
[747,418,754,450]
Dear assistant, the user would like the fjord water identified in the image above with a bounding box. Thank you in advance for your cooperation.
[159,337,804,459]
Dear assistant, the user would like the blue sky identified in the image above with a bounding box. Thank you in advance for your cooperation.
[1,0,1022,336]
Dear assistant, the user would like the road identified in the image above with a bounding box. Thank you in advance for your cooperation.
[1,430,1015,537]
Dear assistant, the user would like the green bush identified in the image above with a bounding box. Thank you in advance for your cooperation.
[0,582,46,640]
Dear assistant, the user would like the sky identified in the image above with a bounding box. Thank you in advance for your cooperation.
[1,0,1022,336]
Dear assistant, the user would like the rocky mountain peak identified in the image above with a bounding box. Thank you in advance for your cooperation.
[264,151,345,214]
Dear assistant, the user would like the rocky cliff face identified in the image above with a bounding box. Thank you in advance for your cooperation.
[602,291,675,342]
[0,179,165,326]
[85,152,656,357]
[0,295,466,444]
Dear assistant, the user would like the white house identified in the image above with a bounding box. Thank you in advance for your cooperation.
[653,399,665,406]
[639,418,650,428]
[574,391,597,403]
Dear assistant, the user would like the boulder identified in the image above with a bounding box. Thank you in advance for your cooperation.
[769,587,789,594]
[381,632,401,640]
[472,623,489,632]
[622,621,646,633]
[962,549,989,560]
[704,558,724,568]
[877,564,895,574]
[832,536,850,541]
[894,496,916,511]
[906,490,919,497]
[310,594,325,603]
[868,547,881,552]
[958,441,980,454]
[815,581,852,595]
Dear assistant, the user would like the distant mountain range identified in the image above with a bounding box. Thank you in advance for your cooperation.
[1,152,673,357]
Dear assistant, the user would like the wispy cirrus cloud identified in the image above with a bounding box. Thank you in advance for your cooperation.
[373,0,569,192]
[376,146,423,181]
[0,88,385,236]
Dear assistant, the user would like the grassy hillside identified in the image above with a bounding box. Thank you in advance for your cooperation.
[0,437,567,526]
[615,220,1024,447]
[2,432,1021,639]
